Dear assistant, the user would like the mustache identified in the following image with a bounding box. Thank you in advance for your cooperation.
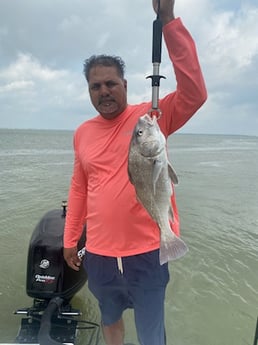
[98,97,115,105]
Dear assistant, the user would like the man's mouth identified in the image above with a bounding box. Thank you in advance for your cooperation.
[99,98,115,106]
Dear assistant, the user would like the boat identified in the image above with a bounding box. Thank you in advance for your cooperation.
[0,201,100,345]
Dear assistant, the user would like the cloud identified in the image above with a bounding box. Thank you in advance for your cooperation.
[0,0,257,135]
[0,53,68,82]
[0,80,34,93]
[0,52,88,129]
[191,1,258,135]
[204,4,258,76]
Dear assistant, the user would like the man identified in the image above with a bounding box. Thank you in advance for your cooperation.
[63,1,207,344]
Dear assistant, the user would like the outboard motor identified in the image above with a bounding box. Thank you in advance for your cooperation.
[14,202,100,345]
[26,202,87,301]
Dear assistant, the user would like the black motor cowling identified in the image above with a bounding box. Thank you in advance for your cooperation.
[26,206,87,301]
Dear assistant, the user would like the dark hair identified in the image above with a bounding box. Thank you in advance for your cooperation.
[83,54,126,81]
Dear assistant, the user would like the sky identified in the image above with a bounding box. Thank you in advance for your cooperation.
[0,0,258,135]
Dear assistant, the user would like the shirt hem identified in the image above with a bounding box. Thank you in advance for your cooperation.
[85,244,160,258]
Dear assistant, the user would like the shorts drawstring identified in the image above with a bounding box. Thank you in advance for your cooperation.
[117,257,123,274]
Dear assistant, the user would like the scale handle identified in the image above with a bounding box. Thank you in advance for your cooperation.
[152,17,163,63]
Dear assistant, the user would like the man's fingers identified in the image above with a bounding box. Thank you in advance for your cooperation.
[67,258,81,271]
[64,246,82,271]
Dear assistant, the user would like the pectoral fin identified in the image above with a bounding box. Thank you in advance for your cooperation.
[168,162,178,184]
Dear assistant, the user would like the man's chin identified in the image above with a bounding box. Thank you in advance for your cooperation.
[98,105,119,119]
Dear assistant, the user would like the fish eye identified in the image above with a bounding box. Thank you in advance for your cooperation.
[137,129,143,136]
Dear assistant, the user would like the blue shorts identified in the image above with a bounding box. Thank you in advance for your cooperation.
[84,249,169,345]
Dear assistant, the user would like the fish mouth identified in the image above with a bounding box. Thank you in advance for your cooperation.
[141,114,156,125]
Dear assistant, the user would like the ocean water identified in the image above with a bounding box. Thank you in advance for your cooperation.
[0,128,257,345]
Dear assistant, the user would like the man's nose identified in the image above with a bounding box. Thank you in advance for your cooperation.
[99,84,110,96]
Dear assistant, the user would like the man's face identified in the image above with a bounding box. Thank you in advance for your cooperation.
[88,65,127,120]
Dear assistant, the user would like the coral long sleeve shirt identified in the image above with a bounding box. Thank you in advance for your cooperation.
[64,18,207,257]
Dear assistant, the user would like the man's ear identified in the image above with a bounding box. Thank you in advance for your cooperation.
[124,79,127,90]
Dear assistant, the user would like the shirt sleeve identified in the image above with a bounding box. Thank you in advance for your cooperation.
[63,131,88,248]
[158,17,207,136]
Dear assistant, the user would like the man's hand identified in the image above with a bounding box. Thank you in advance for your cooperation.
[64,246,81,271]
[152,0,175,25]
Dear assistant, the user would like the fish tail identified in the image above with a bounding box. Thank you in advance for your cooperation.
[159,235,188,265]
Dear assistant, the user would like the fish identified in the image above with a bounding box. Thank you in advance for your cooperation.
[128,114,188,265]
